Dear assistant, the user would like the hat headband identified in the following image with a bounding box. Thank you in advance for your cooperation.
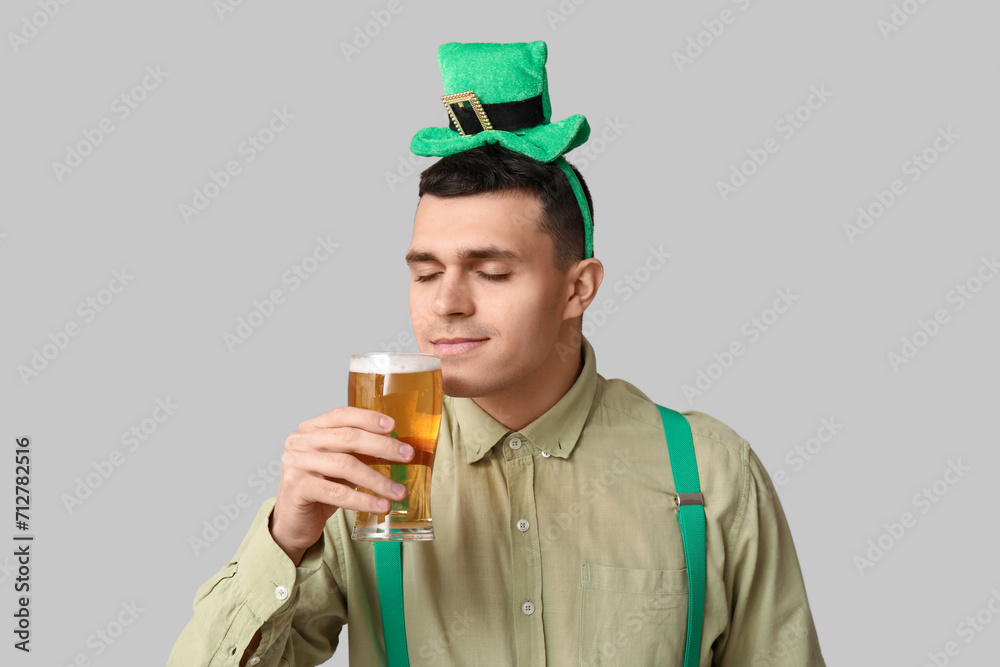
[555,157,594,260]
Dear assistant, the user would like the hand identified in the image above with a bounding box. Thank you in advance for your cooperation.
[269,406,414,564]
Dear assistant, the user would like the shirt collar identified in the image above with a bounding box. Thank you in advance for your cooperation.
[444,334,599,464]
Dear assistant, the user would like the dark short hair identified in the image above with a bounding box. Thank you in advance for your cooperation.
[417,143,594,273]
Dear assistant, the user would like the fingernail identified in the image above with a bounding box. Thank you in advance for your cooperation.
[380,416,394,430]
[378,498,390,512]
[392,483,405,495]
[399,443,413,457]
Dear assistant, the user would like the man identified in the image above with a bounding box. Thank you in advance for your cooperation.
[169,42,825,666]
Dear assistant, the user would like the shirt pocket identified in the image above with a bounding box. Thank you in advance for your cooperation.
[579,563,688,667]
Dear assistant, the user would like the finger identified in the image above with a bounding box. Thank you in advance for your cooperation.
[298,473,394,515]
[299,405,395,434]
[286,427,415,463]
[287,449,407,501]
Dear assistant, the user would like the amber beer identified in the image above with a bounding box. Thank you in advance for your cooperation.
[348,352,442,541]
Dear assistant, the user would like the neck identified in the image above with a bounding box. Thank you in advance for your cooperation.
[472,324,584,431]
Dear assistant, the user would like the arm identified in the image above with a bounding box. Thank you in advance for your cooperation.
[713,444,826,667]
[168,406,411,666]
[167,497,346,667]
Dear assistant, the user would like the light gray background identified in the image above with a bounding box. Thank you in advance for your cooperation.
[2,1,998,665]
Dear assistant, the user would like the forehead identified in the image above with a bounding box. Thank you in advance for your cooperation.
[408,191,548,260]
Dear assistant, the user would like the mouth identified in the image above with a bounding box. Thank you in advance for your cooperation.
[431,338,488,357]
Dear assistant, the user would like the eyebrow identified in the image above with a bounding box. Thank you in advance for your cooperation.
[405,245,524,266]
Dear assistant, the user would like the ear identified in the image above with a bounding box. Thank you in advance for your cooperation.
[562,258,604,320]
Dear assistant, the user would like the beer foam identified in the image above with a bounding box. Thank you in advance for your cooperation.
[350,353,440,374]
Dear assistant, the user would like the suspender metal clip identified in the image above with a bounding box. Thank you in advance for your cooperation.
[676,492,704,507]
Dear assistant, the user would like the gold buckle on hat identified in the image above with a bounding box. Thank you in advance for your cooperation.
[441,90,494,136]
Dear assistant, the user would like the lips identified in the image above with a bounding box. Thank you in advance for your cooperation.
[432,338,488,357]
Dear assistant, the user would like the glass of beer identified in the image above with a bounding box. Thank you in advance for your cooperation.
[348,351,442,541]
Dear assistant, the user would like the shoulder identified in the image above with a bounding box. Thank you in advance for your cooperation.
[595,374,753,506]
[596,374,749,459]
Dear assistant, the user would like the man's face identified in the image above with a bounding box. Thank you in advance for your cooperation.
[406,191,571,399]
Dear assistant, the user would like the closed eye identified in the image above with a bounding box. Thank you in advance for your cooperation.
[414,272,510,283]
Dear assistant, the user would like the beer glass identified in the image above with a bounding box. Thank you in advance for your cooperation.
[348,352,442,541]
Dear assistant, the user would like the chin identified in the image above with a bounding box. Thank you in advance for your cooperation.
[441,363,501,399]
[441,376,476,399]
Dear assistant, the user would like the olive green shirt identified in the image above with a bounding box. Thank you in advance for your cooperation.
[169,335,826,666]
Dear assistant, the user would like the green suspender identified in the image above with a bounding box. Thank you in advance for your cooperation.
[373,404,705,667]
[656,403,706,667]
[373,541,410,667]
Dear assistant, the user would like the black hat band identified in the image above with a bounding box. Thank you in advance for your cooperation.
[447,94,545,135]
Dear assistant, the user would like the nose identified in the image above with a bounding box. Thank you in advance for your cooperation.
[430,271,474,318]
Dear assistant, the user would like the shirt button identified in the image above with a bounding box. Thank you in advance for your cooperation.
[508,437,522,450]
[249,658,261,666]
[541,451,551,458]
[516,519,530,532]
[521,601,535,615]
[274,585,288,601]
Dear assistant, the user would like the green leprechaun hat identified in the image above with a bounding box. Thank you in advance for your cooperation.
[410,41,595,259]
